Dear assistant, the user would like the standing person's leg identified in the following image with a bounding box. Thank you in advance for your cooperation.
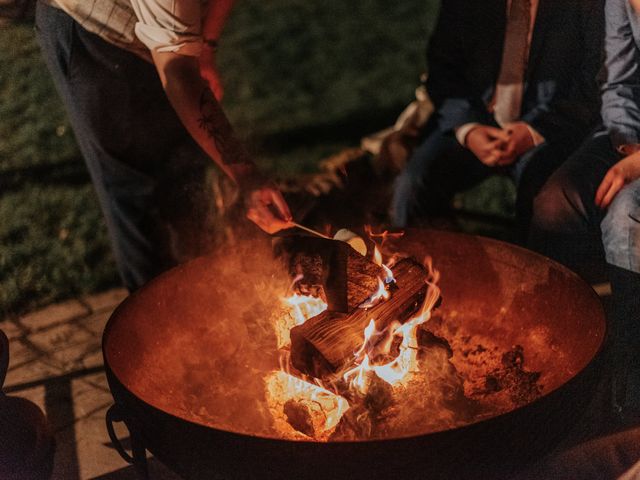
[390,128,493,227]
[35,1,214,291]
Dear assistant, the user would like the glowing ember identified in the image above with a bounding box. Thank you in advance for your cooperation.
[265,242,446,440]
[275,294,327,349]
[344,258,440,391]
[265,371,349,441]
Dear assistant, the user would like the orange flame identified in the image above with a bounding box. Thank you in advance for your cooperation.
[268,241,440,440]
[358,277,391,309]
[364,225,405,248]
[344,257,440,392]
[372,246,395,283]
[275,294,327,349]
[358,246,394,310]
[373,246,383,266]
[342,319,377,393]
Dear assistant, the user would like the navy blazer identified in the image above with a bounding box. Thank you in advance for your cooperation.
[602,0,640,148]
[426,0,604,148]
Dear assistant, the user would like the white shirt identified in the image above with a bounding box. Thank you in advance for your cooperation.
[46,0,207,60]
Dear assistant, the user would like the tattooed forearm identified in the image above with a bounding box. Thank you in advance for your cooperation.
[197,88,253,167]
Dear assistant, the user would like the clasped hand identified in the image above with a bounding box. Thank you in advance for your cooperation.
[466,123,534,167]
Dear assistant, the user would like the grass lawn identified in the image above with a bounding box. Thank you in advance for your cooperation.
[0,0,514,317]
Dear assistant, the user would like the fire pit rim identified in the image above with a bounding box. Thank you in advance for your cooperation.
[102,228,607,444]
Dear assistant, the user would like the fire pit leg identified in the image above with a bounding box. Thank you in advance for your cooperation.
[106,404,149,479]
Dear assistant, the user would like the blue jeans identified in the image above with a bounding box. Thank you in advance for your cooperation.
[390,125,572,239]
[529,132,640,415]
[35,2,217,291]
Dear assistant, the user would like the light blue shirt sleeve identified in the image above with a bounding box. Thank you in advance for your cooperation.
[602,0,640,147]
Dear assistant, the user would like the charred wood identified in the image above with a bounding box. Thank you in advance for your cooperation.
[290,258,430,378]
[279,236,385,312]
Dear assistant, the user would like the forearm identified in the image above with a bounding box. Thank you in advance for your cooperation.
[152,51,256,186]
[202,0,236,42]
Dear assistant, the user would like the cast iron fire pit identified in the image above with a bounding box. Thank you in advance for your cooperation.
[102,229,606,479]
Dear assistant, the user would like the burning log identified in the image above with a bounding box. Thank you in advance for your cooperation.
[290,258,430,378]
[481,346,542,406]
[329,375,396,441]
[281,236,385,312]
[264,371,349,441]
[283,399,320,438]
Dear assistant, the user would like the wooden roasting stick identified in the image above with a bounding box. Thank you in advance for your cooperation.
[290,258,428,379]
[291,222,332,240]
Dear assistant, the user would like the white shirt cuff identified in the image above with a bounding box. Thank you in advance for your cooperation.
[135,23,203,56]
[505,122,545,146]
[455,123,481,147]
[131,0,203,57]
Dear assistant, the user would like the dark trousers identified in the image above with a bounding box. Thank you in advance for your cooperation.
[528,132,640,416]
[35,2,217,291]
[390,124,573,239]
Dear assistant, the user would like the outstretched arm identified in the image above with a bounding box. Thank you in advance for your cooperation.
[129,0,292,233]
[152,51,292,233]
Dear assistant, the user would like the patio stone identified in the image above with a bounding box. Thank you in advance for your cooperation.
[20,300,90,333]
[81,289,128,314]
[78,310,113,337]
[0,319,25,340]
[28,323,97,371]
[4,384,46,412]
[5,358,60,388]
[2,290,182,479]
[78,348,105,371]
[72,373,113,418]
[5,337,40,369]
[73,411,134,479]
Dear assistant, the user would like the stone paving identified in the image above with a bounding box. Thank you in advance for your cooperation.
[1,289,179,480]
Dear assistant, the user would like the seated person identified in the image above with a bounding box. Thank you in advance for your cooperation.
[390,0,603,236]
[528,0,640,421]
